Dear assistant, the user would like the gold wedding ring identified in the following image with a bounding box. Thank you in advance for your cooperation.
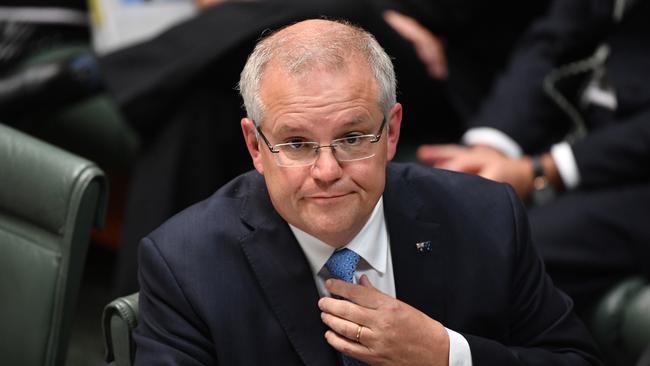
[355,324,363,343]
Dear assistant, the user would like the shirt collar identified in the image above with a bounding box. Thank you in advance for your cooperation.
[290,197,388,276]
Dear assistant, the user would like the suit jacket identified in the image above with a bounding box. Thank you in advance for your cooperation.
[135,163,601,365]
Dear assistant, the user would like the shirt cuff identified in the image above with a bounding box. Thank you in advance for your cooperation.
[462,127,523,158]
[446,327,472,366]
[550,142,581,189]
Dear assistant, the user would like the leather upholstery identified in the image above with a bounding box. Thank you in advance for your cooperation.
[589,277,650,366]
[0,123,107,366]
[103,292,139,366]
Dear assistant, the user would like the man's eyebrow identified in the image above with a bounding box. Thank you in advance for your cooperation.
[340,118,372,129]
[274,123,309,135]
[272,116,375,135]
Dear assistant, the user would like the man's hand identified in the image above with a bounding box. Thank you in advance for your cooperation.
[318,276,449,366]
[417,144,535,198]
[383,10,447,80]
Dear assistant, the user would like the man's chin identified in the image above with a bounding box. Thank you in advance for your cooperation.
[300,209,361,242]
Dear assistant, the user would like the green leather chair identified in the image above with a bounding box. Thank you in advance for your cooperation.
[0,123,108,366]
[103,292,139,366]
[589,277,650,366]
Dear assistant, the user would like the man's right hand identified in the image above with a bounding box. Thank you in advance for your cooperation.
[319,276,450,366]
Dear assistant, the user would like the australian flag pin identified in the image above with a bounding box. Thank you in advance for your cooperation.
[415,241,432,254]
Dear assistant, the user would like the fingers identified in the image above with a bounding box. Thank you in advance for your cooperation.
[359,274,375,289]
[318,294,375,327]
[321,311,375,344]
[416,39,448,79]
[417,144,466,165]
[418,144,495,174]
[438,157,484,174]
[324,329,372,362]
[384,10,422,43]
[325,278,386,309]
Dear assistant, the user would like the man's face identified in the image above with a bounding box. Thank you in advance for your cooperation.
[242,57,402,247]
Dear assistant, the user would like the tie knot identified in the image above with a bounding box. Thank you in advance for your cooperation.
[325,248,360,283]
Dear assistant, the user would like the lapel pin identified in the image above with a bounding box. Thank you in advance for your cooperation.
[415,241,432,254]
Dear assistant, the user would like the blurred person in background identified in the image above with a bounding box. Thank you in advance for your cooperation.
[417,0,650,316]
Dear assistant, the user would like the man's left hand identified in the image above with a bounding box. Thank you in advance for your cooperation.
[318,275,449,366]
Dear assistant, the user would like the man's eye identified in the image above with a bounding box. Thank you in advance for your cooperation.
[341,134,363,146]
[286,139,308,150]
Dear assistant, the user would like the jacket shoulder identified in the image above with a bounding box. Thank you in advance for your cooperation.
[145,170,264,251]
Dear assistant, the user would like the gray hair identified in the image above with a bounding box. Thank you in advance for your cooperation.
[238,19,396,125]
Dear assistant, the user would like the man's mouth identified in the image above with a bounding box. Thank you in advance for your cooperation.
[306,193,352,202]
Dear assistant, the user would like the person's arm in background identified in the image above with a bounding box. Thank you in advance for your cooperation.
[416,0,617,200]
[383,10,448,80]
[464,0,614,150]
[571,110,650,189]
[379,0,542,81]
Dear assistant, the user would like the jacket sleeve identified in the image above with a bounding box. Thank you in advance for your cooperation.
[463,185,603,365]
[134,237,218,365]
[469,0,614,153]
[572,108,650,189]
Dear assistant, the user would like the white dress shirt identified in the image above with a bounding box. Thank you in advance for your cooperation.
[290,198,472,366]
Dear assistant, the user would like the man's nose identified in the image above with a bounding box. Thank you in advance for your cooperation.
[311,146,343,182]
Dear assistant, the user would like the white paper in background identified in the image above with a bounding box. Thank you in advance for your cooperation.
[89,0,198,55]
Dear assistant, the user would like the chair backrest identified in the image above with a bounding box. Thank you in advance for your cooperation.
[0,123,107,366]
[103,292,139,366]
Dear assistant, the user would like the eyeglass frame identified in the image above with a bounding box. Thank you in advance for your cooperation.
[254,116,388,167]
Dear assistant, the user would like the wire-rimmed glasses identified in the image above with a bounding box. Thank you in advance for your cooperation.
[255,117,387,167]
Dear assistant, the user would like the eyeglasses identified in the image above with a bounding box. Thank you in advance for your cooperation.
[255,117,387,167]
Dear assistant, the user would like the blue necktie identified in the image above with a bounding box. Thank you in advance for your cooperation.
[325,248,360,283]
[324,249,367,366]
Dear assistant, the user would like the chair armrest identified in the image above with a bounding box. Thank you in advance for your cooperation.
[103,292,139,366]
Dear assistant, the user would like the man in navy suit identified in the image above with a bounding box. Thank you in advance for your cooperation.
[135,19,601,365]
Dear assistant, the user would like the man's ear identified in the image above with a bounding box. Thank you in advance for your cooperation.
[386,103,402,161]
[241,117,265,174]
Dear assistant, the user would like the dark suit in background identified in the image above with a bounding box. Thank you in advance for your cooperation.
[135,163,601,365]
[466,0,650,310]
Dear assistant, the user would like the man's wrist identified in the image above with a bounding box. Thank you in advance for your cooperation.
[530,154,560,205]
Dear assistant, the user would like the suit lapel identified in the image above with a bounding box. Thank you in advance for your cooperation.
[239,177,339,366]
[384,166,446,322]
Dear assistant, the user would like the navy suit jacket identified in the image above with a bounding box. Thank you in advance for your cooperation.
[135,163,601,365]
